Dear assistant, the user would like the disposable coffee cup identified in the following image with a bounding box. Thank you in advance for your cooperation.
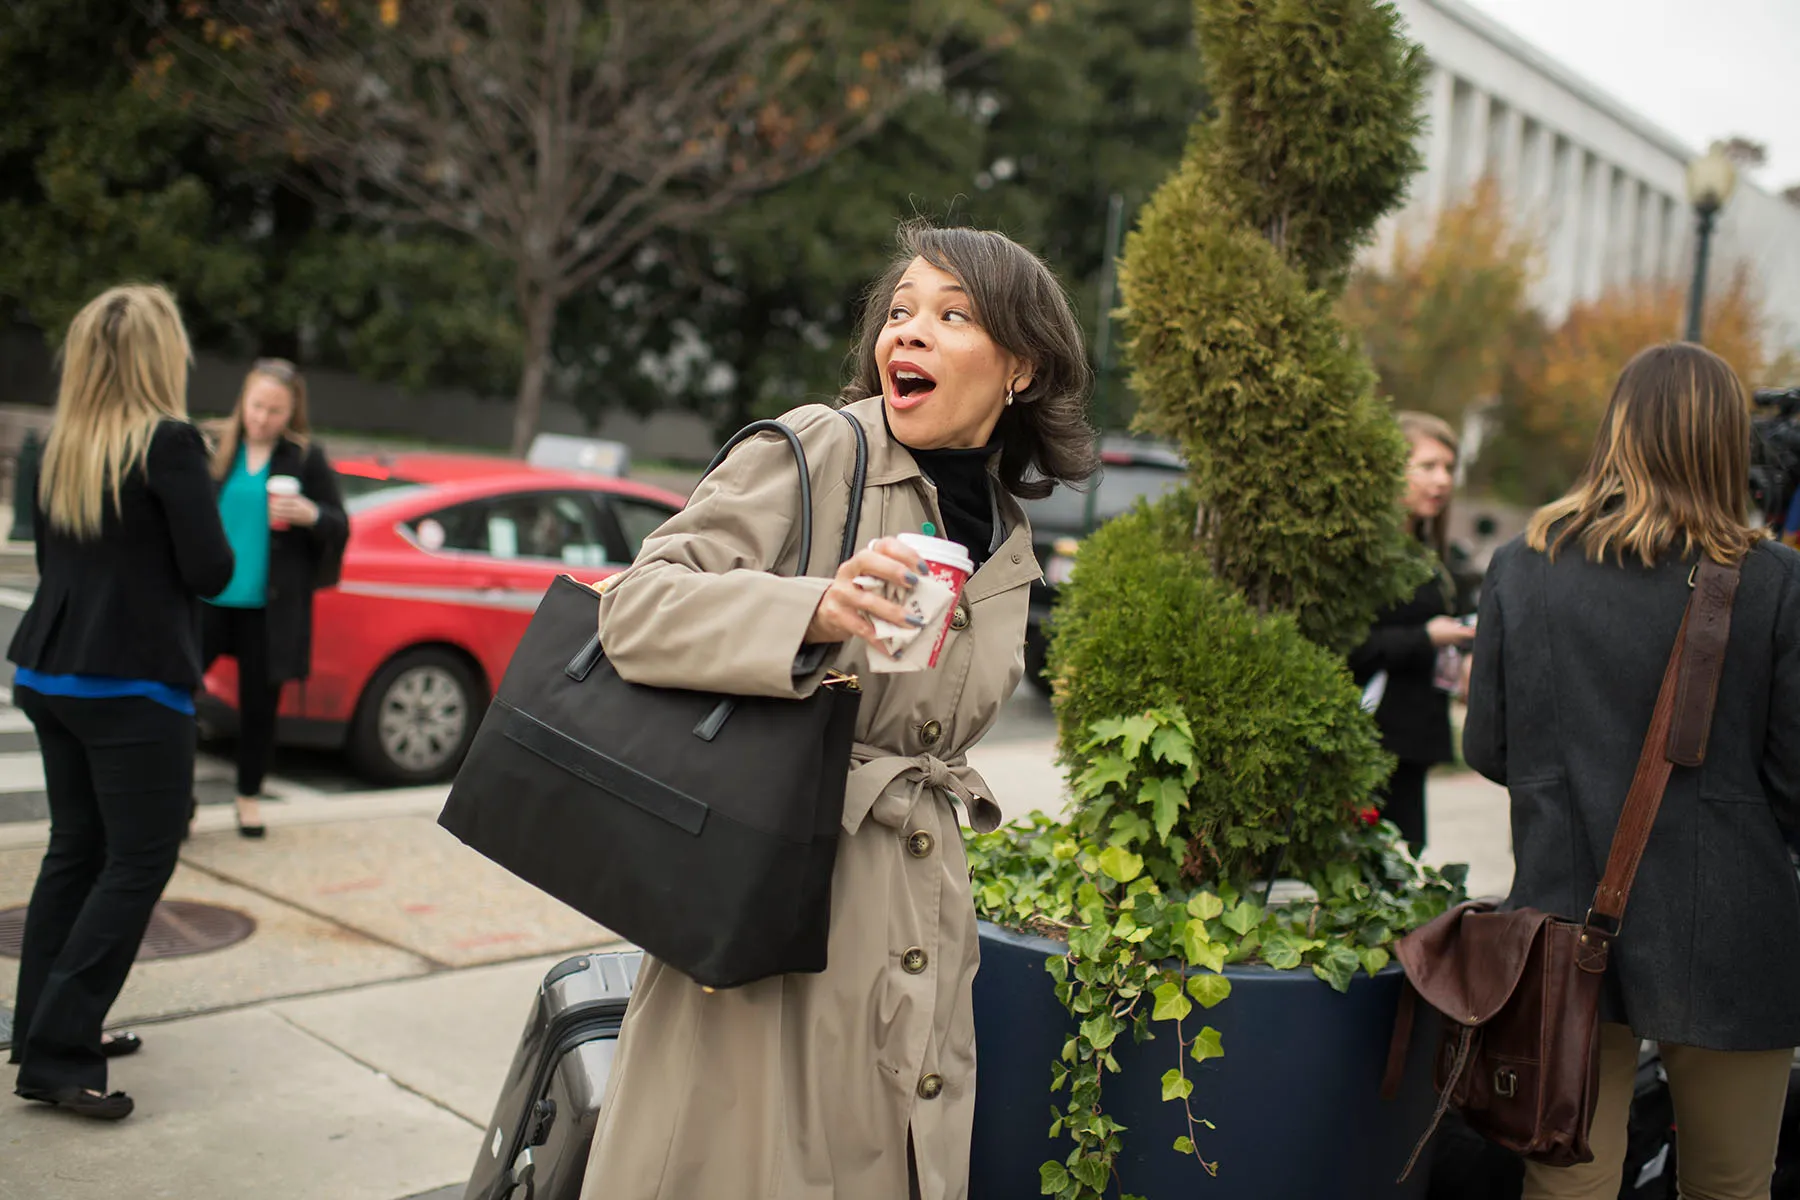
[267,475,301,531]
[897,532,974,669]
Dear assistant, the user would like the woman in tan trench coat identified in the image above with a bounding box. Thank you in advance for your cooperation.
[578,225,1098,1200]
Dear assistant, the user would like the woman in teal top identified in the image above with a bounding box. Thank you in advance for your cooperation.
[202,359,347,836]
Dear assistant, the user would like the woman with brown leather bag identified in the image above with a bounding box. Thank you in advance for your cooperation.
[1462,342,1800,1199]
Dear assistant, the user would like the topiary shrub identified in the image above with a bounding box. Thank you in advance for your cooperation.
[1049,494,1393,883]
[966,2,1462,1195]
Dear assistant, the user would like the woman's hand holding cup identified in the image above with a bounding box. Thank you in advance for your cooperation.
[806,537,927,647]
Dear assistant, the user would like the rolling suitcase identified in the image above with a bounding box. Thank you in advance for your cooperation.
[464,950,642,1200]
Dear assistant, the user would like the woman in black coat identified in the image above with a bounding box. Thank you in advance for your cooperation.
[7,285,234,1119]
[1465,343,1800,1200]
[202,359,347,835]
[1350,411,1476,853]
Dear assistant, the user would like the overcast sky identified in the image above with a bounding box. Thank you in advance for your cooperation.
[1457,0,1800,191]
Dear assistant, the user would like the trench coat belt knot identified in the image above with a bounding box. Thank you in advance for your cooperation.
[842,742,1003,837]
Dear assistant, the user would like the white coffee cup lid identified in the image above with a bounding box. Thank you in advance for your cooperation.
[898,532,974,575]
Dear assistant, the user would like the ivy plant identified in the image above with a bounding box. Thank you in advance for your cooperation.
[965,711,1466,1199]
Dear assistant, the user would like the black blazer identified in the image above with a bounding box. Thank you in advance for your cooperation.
[203,436,348,683]
[9,420,235,690]
[1349,565,1458,766]
[1465,535,1800,1050]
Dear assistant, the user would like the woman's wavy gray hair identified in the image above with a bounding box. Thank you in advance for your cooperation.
[840,222,1099,500]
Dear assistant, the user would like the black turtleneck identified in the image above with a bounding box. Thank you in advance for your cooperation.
[883,405,1003,567]
[909,440,1003,570]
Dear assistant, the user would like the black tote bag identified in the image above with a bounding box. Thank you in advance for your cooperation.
[439,412,868,989]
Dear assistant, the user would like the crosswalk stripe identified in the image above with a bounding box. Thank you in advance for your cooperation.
[0,710,31,734]
[0,587,33,611]
[0,751,45,793]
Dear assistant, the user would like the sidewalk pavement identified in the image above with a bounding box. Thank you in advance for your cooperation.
[0,741,1512,1200]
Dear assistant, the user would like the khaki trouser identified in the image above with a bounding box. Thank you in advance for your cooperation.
[1523,1023,1794,1200]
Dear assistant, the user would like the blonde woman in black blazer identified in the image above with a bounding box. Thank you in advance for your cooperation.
[6,285,233,1120]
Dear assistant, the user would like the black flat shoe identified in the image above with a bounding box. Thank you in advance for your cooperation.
[16,1086,134,1120]
[235,798,267,839]
[99,1032,141,1059]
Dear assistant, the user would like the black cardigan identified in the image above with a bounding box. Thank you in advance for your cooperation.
[203,436,348,683]
[1349,564,1458,766]
[9,420,234,690]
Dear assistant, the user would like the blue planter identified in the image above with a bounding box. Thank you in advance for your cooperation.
[971,921,1443,1199]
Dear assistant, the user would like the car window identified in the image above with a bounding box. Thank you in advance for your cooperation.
[408,492,613,566]
[608,497,679,560]
[1024,464,1186,530]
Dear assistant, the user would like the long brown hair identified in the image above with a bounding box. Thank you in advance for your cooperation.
[1397,410,1459,562]
[39,284,191,539]
[840,222,1098,499]
[207,357,312,481]
[1527,342,1763,567]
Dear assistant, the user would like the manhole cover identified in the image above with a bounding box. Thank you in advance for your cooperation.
[0,900,255,961]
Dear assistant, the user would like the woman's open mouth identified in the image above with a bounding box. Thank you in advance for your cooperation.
[887,361,937,410]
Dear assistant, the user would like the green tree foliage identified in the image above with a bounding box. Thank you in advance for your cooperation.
[1114,0,1427,653]
[558,0,1205,438]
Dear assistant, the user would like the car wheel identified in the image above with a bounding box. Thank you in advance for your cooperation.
[349,648,482,785]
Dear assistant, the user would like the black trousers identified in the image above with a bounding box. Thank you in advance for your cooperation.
[1380,759,1430,855]
[9,689,195,1093]
[204,604,281,797]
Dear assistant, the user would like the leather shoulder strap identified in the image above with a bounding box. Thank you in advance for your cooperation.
[1589,558,1741,927]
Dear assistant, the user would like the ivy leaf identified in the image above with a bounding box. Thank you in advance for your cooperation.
[1260,930,1304,970]
[1081,1013,1121,1051]
[1039,1162,1070,1195]
[1143,777,1187,842]
[1149,724,1197,769]
[1098,846,1144,883]
[1187,892,1225,921]
[1161,1068,1194,1101]
[1221,901,1261,936]
[1151,979,1192,1022]
[1182,920,1227,972]
[1174,1135,1196,1156]
[1116,713,1158,761]
[1311,944,1361,993]
[1075,754,1133,797]
[1073,1156,1111,1191]
[1190,1025,1225,1064]
[1107,811,1153,848]
[1359,947,1391,978]
[1186,972,1232,1009]
[1081,716,1129,752]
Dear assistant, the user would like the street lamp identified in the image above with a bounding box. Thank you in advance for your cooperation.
[1683,146,1739,343]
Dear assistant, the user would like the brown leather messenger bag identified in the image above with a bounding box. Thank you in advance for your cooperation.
[1382,557,1742,1179]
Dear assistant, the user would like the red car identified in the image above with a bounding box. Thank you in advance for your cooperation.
[199,451,687,784]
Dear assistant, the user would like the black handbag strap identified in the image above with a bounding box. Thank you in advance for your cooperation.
[699,410,869,576]
[566,409,869,687]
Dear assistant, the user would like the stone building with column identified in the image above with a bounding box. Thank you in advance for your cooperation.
[1383,0,1800,350]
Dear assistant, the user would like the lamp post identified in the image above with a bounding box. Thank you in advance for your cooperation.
[1683,146,1739,343]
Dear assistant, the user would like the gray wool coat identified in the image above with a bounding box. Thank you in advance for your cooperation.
[1464,535,1800,1051]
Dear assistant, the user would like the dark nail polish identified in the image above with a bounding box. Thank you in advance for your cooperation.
[907,614,926,627]
[917,560,930,573]
[905,571,920,587]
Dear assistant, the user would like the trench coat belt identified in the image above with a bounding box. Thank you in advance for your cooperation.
[842,742,1003,837]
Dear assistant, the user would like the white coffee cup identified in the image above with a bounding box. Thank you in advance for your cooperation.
[267,475,301,530]
[896,533,975,669]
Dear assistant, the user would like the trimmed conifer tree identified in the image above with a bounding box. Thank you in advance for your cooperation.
[1052,0,1433,877]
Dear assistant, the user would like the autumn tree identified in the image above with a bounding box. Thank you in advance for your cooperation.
[1483,266,1771,503]
[1340,176,1538,426]
[164,0,1061,453]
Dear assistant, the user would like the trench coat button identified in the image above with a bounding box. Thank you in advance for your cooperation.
[917,1073,944,1100]
[907,830,934,858]
[902,946,928,974]
[920,720,943,746]
[949,605,969,631]
[1011,552,1023,564]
